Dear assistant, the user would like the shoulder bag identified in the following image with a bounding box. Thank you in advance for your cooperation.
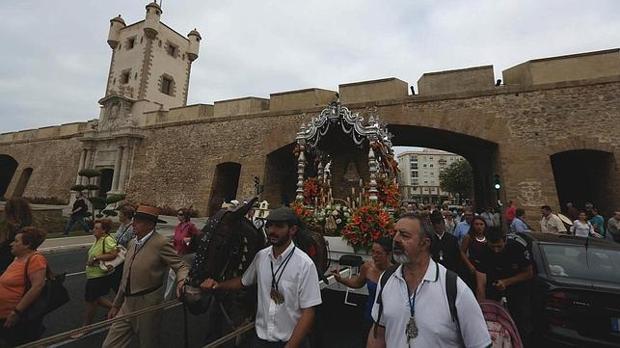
[23,254,70,321]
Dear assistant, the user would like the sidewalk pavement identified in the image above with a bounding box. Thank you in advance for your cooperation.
[39,215,209,254]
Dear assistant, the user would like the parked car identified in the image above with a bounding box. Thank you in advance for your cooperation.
[521,233,620,347]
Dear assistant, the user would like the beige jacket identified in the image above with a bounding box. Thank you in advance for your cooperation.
[113,231,188,307]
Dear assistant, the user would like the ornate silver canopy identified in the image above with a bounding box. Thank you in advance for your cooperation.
[295,100,393,148]
[294,100,394,203]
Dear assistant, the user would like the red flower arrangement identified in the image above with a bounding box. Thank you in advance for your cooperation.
[291,202,314,227]
[341,205,395,251]
[303,177,320,205]
[376,177,400,208]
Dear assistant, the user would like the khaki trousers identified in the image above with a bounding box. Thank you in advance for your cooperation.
[102,287,163,348]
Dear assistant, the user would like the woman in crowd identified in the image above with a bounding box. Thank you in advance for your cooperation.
[0,198,33,274]
[461,216,488,274]
[0,227,48,346]
[571,211,599,238]
[76,219,118,333]
[164,208,200,299]
[332,237,393,334]
[110,204,135,292]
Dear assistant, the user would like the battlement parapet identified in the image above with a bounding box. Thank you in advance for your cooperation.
[142,103,213,126]
[417,65,495,96]
[503,48,620,86]
[269,88,337,112]
[214,97,269,117]
[340,77,409,104]
[0,122,90,143]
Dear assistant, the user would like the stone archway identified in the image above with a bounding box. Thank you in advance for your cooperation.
[388,125,500,210]
[12,167,33,198]
[551,150,617,216]
[263,144,297,207]
[0,155,18,198]
[207,162,242,215]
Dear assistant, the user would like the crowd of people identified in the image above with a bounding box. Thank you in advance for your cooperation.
[0,195,618,347]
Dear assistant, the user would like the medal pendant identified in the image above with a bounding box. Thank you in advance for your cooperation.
[270,287,284,304]
[406,316,418,340]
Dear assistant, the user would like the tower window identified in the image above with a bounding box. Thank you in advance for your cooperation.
[120,70,130,84]
[161,75,174,96]
[126,37,136,50]
[167,43,178,57]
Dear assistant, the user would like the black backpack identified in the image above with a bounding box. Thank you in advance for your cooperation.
[374,265,461,338]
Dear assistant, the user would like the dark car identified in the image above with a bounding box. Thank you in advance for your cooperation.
[521,233,620,347]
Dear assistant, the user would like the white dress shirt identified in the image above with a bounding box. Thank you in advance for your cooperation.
[241,242,322,342]
[371,260,491,348]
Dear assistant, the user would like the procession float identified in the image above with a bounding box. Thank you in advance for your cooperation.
[290,99,400,256]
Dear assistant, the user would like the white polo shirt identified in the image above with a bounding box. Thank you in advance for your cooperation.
[241,242,322,342]
[371,260,491,348]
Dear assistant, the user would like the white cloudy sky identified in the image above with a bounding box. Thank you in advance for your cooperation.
[1,0,619,134]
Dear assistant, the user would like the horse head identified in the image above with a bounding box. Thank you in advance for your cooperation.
[184,198,265,314]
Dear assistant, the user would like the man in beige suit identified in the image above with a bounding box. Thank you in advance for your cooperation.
[103,205,188,348]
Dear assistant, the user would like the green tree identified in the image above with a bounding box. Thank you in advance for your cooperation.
[439,159,473,199]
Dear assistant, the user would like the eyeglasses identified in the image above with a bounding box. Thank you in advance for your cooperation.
[177,213,184,216]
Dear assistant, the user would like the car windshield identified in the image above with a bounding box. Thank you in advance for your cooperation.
[541,244,620,283]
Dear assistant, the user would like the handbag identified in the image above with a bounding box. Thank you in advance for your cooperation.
[23,254,70,321]
[99,235,127,271]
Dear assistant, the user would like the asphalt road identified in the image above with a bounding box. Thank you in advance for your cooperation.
[40,250,368,348]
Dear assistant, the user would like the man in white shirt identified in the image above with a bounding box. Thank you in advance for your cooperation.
[540,205,567,234]
[367,214,491,348]
[201,207,321,348]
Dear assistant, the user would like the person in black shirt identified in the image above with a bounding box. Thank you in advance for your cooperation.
[63,192,90,235]
[475,228,534,345]
[429,211,467,277]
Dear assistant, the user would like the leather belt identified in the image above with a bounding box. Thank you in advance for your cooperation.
[126,284,163,297]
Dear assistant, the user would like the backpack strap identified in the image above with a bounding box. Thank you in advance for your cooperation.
[373,264,399,338]
[446,269,459,323]
[446,269,463,343]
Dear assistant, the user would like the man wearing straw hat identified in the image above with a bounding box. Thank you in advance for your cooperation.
[103,205,188,348]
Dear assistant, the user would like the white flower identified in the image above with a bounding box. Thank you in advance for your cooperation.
[336,218,342,224]
[344,212,350,217]
[332,211,339,216]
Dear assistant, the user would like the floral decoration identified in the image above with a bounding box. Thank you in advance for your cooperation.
[314,204,350,236]
[291,202,314,228]
[303,177,320,205]
[341,204,395,250]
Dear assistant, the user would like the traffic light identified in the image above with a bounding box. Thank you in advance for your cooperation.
[494,174,501,190]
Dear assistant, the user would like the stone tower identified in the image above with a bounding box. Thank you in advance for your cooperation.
[98,1,202,130]
[73,1,202,199]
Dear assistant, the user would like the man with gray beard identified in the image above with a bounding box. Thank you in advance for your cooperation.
[367,214,490,348]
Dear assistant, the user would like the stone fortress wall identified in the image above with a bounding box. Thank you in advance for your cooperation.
[1,47,619,221]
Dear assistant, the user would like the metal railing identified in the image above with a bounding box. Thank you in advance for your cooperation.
[18,269,351,348]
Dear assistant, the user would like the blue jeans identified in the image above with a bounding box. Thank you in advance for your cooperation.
[63,215,90,234]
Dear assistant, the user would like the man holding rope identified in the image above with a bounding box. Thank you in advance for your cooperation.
[201,207,322,348]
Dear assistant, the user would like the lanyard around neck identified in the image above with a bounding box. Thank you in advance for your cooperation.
[270,247,296,291]
[403,261,438,317]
